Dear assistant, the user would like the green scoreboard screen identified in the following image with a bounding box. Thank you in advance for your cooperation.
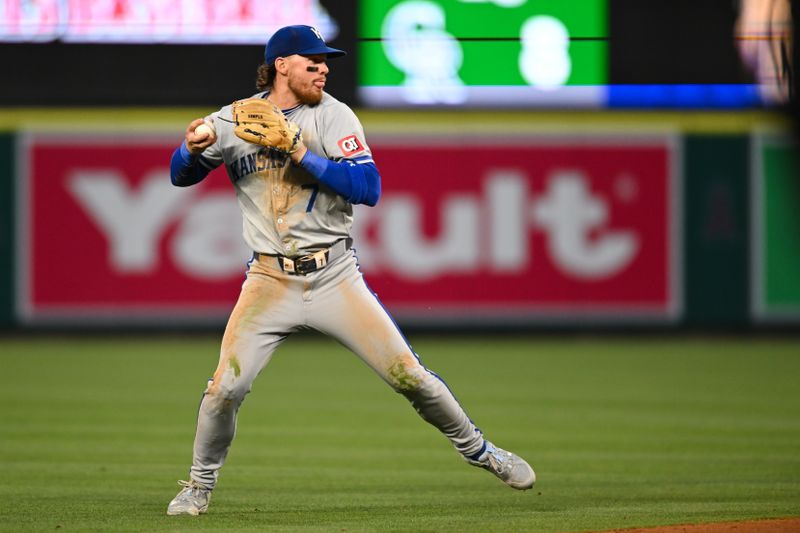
[359,0,608,107]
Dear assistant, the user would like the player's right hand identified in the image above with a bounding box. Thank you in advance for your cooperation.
[185,118,217,155]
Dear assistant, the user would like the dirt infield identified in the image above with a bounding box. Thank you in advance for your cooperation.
[602,518,800,533]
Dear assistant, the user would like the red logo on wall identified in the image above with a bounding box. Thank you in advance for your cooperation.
[17,133,679,325]
[353,136,680,322]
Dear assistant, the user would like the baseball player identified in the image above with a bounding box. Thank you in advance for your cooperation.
[166,25,535,516]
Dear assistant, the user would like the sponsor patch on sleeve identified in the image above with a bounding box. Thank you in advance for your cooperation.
[337,135,366,156]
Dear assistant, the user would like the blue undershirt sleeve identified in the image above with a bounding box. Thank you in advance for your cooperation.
[170,142,212,187]
[298,150,381,207]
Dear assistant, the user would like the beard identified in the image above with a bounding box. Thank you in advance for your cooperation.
[288,76,324,106]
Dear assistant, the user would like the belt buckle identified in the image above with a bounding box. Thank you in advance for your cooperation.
[295,255,317,275]
[285,250,329,275]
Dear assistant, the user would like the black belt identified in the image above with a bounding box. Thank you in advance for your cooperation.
[256,238,352,276]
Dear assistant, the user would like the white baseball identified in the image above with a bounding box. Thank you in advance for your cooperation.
[195,121,216,138]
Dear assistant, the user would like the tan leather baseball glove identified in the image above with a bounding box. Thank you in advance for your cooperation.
[231,98,302,154]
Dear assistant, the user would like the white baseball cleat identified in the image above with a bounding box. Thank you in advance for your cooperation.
[166,480,212,516]
[466,441,536,490]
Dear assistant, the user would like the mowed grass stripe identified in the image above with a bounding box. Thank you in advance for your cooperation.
[0,335,798,532]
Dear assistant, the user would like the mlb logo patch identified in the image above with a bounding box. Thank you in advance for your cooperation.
[338,135,365,156]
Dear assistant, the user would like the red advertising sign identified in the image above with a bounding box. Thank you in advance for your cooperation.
[356,136,680,323]
[18,133,680,325]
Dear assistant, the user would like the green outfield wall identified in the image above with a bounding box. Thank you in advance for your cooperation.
[752,135,800,323]
[0,109,796,330]
[0,134,13,328]
[683,136,750,326]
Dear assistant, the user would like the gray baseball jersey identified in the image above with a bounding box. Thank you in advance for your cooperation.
[198,92,373,257]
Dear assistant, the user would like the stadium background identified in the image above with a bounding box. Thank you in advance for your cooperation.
[0,1,798,532]
[0,0,797,332]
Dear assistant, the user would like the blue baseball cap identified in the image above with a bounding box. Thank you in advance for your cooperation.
[265,25,346,65]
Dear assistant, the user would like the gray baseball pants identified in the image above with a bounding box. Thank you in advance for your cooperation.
[189,249,485,489]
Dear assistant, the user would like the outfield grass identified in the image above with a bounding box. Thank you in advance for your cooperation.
[0,334,798,532]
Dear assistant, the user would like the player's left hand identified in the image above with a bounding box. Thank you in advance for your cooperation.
[232,98,303,154]
[289,140,308,164]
